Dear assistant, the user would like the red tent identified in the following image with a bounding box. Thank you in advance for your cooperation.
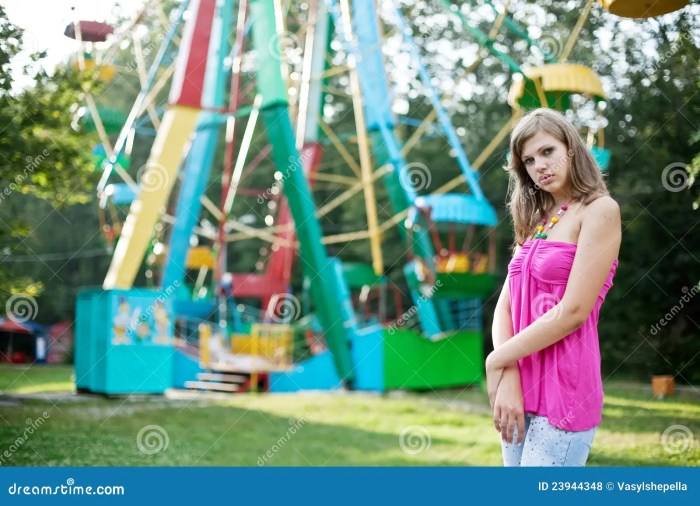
[0,318,31,334]
[0,318,43,363]
[63,21,114,43]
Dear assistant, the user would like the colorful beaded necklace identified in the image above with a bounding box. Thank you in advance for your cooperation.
[534,199,574,240]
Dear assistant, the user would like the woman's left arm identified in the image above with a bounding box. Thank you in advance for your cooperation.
[487,197,621,371]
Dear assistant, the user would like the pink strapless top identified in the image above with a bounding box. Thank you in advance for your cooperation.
[508,240,618,431]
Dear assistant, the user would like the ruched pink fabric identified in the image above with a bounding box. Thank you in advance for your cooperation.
[508,240,618,431]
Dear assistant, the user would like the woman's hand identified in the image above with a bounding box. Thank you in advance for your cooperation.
[492,366,525,445]
[485,352,505,409]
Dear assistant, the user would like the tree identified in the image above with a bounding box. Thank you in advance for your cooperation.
[0,5,98,303]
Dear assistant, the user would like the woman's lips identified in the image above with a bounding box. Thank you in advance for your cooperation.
[539,174,553,184]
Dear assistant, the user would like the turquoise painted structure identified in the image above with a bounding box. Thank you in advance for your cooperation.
[75,289,174,394]
[269,352,343,392]
[173,348,204,389]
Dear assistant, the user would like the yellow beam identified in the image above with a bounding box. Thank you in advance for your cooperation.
[400,109,437,157]
[224,220,297,248]
[339,0,384,275]
[103,105,200,289]
[322,85,352,97]
[132,33,161,129]
[322,229,370,244]
[560,0,594,62]
[533,76,549,107]
[308,172,358,185]
[471,109,521,169]
[316,164,392,218]
[321,65,351,79]
[431,115,516,196]
[318,120,363,178]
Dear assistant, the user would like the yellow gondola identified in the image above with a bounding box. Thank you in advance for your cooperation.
[600,0,690,18]
[508,63,606,110]
[72,57,116,82]
[186,246,215,270]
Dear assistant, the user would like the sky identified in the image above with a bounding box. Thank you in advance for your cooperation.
[1,0,147,87]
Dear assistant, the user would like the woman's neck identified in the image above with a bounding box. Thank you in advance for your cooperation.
[550,194,575,211]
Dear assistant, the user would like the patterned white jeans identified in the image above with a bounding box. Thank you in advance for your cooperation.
[501,413,597,466]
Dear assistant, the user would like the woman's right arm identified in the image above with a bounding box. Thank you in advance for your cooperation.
[492,276,514,349]
[492,244,520,348]
[490,274,525,444]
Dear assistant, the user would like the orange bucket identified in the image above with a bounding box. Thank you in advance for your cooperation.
[652,375,675,397]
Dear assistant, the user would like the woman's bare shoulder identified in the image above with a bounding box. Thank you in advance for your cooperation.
[583,195,620,218]
[580,195,621,237]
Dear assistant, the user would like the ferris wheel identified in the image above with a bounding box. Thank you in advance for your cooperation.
[69,0,690,393]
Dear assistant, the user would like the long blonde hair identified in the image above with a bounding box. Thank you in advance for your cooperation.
[506,108,609,246]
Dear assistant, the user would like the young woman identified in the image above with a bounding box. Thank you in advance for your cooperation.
[486,108,621,466]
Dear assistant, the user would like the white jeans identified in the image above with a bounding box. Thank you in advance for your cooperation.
[501,413,597,466]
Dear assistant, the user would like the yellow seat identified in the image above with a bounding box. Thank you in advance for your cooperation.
[472,254,489,274]
[72,59,116,82]
[509,64,606,109]
[186,246,215,269]
[435,254,470,274]
[600,0,689,18]
[198,323,212,368]
[232,324,293,366]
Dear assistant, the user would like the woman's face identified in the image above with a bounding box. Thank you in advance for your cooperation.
[521,131,572,199]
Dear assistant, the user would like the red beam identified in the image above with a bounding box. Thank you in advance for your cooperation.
[169,0,218,108]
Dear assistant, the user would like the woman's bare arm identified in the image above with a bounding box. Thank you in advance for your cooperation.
[490,255,526,443]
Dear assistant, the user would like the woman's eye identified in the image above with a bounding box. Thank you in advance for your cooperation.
[523,158,533,165]
[544,147,553,155]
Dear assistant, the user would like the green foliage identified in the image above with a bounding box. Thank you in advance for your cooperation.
[593,14,700,384]
[0,6,100,303]
[0,9,97,205]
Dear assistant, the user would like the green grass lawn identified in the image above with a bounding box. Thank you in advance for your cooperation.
[0,365,698,466]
